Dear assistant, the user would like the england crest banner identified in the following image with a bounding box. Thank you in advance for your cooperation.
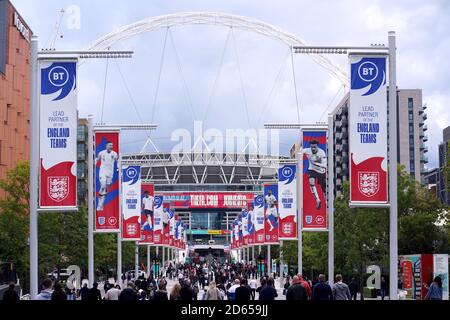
[254,195,265,244]
[153,196,164,245]
[264,184,279,244]
[39,60,78,209]
[302,130,328,230]
[122,166,141,241]
[247,204,256,245]
[234,218,241,248]
[349,55,388,205]
[95,131,120,232]
[162,203,172,246]
[242,208,249,246]
[140,184,154,244]
[278,165,297,239]
[169,209,176,247]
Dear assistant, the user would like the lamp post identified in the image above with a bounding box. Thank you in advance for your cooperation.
[29,44,134,298]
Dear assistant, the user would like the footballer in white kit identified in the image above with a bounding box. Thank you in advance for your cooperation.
[265,189,278,232]
[96,141,119,211]
[141,191,154,231]
[303,139,327,210]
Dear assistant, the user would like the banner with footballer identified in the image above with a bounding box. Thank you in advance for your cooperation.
[264,184,279,244]
[95,131,120,232]
[254,195,265,244]
[140,184,154,244]
[39,60,78,209]
[301,130,327,230]
[349,55,388,206]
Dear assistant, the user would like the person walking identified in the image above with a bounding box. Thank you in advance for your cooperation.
[51,282,67,301]
[312,274,333,301]
[169,283,182,300]
[425,276,443,300]
[259,278,278,301]
[2,283,20,302]
[36,279,53,300]
[235,279,252,301]
[179,279,195,301]
[283,276,291,296]
[87,282,102,301]
[348,278,359,301]
[332,274,351,300]
[249,278,257,300]
[380,276,387,300]
[204,281,222,300]
[119,283,139,301]
[297,275,312,299]
[153,282,168,301]
[227,279,240,300]
[286,276,307,301]
[104,284,121,300]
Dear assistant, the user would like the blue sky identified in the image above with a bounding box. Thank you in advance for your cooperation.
[12,0,450,168]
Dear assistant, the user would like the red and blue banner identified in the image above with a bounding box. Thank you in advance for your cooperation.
[302,130,328,230]
[254,195,265,244]
[94,131,120,232]
[140,184,154,244]
[349,55,388,205]
[264,184,279,244]
[39,60,78,209]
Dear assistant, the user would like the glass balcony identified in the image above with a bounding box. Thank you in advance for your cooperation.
[423,124,428,131]
[423,135,428,142]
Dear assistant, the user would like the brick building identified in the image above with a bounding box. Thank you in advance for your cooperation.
[0,0,32,197]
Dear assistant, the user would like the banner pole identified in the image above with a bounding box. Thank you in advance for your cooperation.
[117,234,122,286]
[267,245,271,276]
[328,115,335,286]
[88,115,94,287]
[29,36,39,299]
[147,245,151,278]
[297,149,303,275]
[135,242,139,280]
[388,30,398,300]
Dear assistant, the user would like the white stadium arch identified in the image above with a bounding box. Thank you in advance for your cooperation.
[85,11,349,86]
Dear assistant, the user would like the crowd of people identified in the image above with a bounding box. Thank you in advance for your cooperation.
[1,259,445,301]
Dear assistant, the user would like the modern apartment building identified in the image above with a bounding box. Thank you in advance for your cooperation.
[438,126,450,205]
[77,118,88,206]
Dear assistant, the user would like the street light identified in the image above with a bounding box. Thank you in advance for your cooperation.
[29,38,135,298]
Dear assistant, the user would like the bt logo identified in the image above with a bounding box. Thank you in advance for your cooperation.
[283,167,293,177]
[358,62,378,82]
[48,66,69,87]
[127,167,137,178]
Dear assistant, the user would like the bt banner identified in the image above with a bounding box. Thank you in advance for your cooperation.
[39,60,78,209]
[121,166,141,241]
[349,55,388,206]
[278,165,297,240]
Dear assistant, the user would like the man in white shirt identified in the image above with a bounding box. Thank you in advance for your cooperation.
[265,189,278,232]
[141,191,154,231]
[96,141,119,211]
[303,140,327,210]
[249,278,258,300]
[104,285,121,300]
